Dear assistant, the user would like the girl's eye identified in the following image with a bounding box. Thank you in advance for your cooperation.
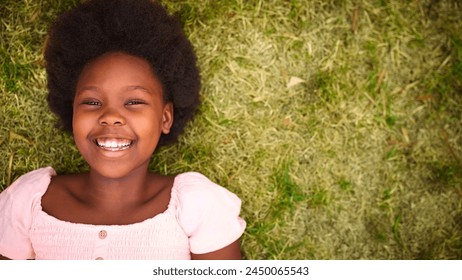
[82,100,101,106]
[126,100,146,106]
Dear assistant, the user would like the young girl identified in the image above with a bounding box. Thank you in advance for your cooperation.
[0,0,245,260]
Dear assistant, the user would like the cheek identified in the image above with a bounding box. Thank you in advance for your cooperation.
[72,111,92,143]
[130,113,163,144]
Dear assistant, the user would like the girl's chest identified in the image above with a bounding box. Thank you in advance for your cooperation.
[40,174,174,225]
[30,209,190,260]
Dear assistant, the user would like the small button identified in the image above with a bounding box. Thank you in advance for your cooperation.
[98,230,107,239]
[95,257,104,260]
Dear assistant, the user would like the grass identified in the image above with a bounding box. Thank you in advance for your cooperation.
[1,0,462,259]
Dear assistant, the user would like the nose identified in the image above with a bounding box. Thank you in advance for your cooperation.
[98,107,126,126]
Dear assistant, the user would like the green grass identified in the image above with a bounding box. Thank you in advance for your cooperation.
[1,0,462,259]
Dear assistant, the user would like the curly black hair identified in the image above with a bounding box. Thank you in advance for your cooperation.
[45,0,201,147]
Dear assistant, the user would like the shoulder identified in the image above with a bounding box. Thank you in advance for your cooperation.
[0,167,56,260]
[171,172,246,254]
[2,167,56,200]
[172,172,241,206]
[173,172,215,192]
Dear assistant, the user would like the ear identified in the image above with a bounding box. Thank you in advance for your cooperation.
[161,102,174,134]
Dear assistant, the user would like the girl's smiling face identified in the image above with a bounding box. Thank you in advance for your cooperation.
[73,52,173,179]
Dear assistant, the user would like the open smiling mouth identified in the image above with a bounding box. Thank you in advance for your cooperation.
[95,138,134,151]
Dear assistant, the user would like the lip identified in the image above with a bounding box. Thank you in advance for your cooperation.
[91,135,135,153]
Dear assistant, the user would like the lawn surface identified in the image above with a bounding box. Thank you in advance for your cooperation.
[1,0,462,259]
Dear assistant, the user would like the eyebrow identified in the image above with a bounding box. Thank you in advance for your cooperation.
[76,85,153,95]
[76,86,100,94]
[124,85,152,94]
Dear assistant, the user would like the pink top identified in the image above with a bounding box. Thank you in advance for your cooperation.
[0,167,246,260]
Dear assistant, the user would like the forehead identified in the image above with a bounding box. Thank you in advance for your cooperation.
[76,52,162,94]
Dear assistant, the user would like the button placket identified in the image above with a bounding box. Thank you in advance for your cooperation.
[93,229,110,260]
[98,230,108,239]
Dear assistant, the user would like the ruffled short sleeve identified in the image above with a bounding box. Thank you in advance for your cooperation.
[173,172,246,254]
[0,167,55,259]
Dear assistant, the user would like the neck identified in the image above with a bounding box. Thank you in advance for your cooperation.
[84,166,150,209]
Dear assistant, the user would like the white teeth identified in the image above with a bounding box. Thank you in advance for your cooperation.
[96,138,132,151]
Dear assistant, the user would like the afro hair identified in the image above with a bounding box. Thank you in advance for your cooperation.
[45,0,201,147]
